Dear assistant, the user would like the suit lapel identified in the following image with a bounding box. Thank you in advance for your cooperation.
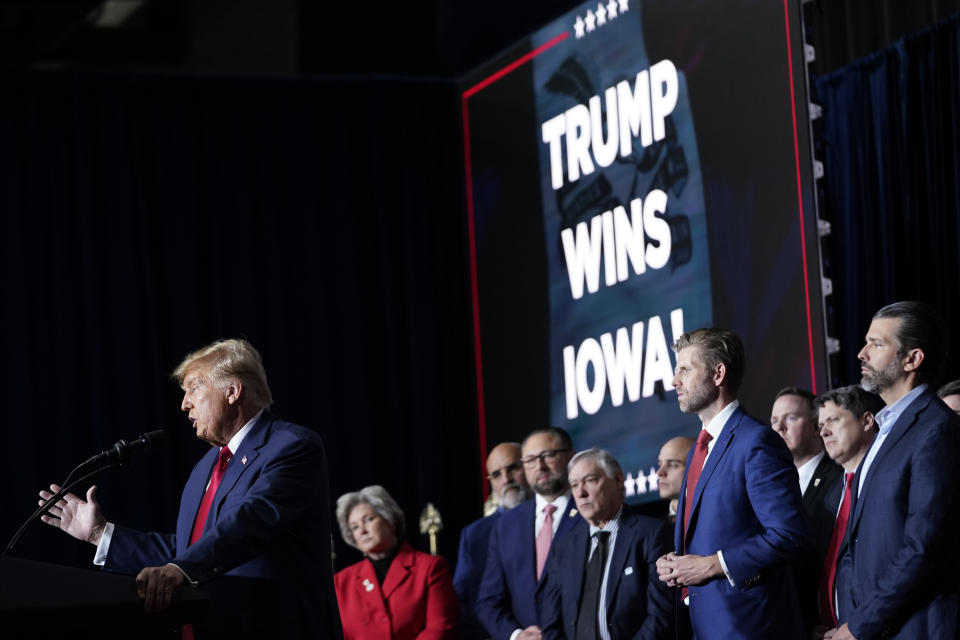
[849,392,931,532]
[603,513,634,612]
[381,543,414,599]
[566,525,589,608]
[685,409,741,545]
[354,559,390,615]
[802,455,831,509]
[553,498,580,543]
[211,412,270,523]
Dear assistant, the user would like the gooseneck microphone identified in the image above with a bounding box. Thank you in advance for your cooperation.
[81,429,168,466]
[3,430,167,555]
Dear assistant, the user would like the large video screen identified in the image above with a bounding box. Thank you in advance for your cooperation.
[461,0,827,501]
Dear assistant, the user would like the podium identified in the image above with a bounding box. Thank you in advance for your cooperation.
[0,556,208,638]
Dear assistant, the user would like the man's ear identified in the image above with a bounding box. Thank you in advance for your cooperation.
[225,381,243,405]
[901,348,925,374]
[861,411,877,432]
[713,362,727,388]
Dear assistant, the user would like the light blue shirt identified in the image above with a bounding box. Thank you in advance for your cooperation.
[857,384,927,497]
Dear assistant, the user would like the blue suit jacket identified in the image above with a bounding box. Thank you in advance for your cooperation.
[105,411,342,639]
[476,497,582,640]
[454,509,503,639]
[836,389,960,640]
[675,405,807,639]
[539,505,673,640]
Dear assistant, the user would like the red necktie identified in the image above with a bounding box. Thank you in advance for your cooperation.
[190,446,233,545]
[819,472,854,627]
[536,504,557,581]
[681,429,712,600]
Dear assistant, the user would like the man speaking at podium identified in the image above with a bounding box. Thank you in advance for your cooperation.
[38,339,342,639]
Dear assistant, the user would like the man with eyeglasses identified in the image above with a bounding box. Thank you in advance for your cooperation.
[539,448,672,640]
[477,428,581,640]
[455,442,532,639]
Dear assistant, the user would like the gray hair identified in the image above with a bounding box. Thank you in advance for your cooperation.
[172,338,273,410]
[568,448,623,478]
[937,379,960,399]
[335,485,406,549]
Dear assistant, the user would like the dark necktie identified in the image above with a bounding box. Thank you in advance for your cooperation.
[681,429,712,601]
[576,531,610,640]
[819,472,854,627]
[190,446,233,545]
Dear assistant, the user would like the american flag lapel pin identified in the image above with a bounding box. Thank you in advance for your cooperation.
[814,478,821,487]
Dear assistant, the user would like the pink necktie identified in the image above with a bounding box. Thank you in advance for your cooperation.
[536,504,557,580]
[190,446,233,545]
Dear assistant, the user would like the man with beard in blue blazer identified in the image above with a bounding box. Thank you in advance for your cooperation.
[539,448,672,640]
[454,442,532,639]
[39,339,342,639]
[829,302,960,640]
[476,428,581,640]
[656,328,808,639]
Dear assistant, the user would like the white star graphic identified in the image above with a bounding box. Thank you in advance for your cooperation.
[647,467,659,492]
[585,9,596,32]
[635,471,648,494]
[624,472,636,496]
[607,0,618,18]
[574,15,585,39]
[618,0,629,13]
[596,3,607,25]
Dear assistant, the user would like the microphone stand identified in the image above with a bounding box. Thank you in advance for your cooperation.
[3,458,121,556]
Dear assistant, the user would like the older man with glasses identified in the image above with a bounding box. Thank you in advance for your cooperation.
[477,428,582,640]
[454,442,533,639]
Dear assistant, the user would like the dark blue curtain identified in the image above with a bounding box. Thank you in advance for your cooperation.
[814,14,960,388]
[0,69,479,570]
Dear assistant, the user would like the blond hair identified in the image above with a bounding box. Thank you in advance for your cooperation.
[172,338,273,409]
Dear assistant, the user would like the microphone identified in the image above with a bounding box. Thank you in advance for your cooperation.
[82,430,168,466]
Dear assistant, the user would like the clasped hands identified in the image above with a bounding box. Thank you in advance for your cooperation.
[655,552,723,587]
[38,483,185,612]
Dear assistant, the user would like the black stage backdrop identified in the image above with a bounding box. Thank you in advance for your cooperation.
[814,13,960,388]
[0,70,478,571]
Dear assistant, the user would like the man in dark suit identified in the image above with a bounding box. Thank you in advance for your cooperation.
[770,386,843,634]
[455,442,532,639]
[476,428,580,640]
[39,339,342,638]
[812,384,882,634]
[830,302,960,640]
[656,328,808,639]
[540,448,672,640]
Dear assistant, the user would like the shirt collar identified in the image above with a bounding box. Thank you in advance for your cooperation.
[224,408,263,454]
[876,383,927,435]
[703,399,740,440]
[535,492,570,514]
[588,504,623,536]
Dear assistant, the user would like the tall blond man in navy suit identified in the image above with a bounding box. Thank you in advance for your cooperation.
[656,328,808,639]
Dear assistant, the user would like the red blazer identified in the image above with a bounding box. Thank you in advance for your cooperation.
[335,542,459,640]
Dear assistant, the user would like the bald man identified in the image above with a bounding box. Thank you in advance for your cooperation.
[657,436,695,522]
[455,443,532,639]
